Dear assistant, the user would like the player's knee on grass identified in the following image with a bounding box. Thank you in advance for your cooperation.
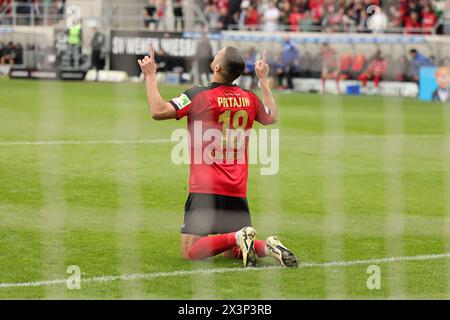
[181,242,195,260]
[181,234,203,260]
[181,247,191,260]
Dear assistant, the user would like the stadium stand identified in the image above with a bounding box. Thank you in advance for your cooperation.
[203,0,445,34]
[1,0,447,34]
[0,0,66,25]
[1,0,449,96]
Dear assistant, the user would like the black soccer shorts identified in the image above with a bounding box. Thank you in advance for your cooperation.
[181,193,252,236]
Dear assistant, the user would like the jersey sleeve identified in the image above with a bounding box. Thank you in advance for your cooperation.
[169,86,205,120]
[169,91,192,120]
[253,93,275,125]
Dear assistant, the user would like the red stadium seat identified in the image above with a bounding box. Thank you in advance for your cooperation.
[351,54,366,73]
[340,54,352,72]
[339,53,352,79]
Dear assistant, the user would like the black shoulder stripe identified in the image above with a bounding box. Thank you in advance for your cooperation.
[184,85,209,100]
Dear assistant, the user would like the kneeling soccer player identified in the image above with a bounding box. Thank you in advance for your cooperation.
[138,45,298,267]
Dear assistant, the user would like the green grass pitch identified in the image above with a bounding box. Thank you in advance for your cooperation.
[0,77,449,299]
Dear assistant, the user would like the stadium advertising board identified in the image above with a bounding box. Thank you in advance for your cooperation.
[419,66,450,102]
[110,30,219,76]
[287,78,419,97]
[9,68,86,80]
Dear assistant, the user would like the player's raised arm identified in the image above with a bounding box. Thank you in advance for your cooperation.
[255,50,278,124]
[138,46,176,120]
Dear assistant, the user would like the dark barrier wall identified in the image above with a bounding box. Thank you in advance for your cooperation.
[110,30,219,77]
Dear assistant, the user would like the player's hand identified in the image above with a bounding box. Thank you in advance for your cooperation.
[255,50,269,82]
[138,46,157,79]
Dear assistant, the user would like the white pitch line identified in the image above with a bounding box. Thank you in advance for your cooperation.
[1,252,449,289]
[0,134,445,146]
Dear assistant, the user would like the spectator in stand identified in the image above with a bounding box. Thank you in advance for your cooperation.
[409,48,434,82]
[173,0,184,30]
[368,0,381,7]
[212,0,229,30]
[216,0,229,29]
[262,1,279,32]
[357,6,369,32]
[404,11,421,34]
[406,0,422,17]
[357,50,387,94]
[323,2,344,32]
[321,42,340,93]
[309,0,325,28]
[218,7,229,29]
[277,36,300,91]
[217,0,229,12]
[387,1,403,30]
[244,4,260,31]
[278,0,291,29]
[144,0,159,30]
[421,4,438,34]
[288,5,302,32]
[343,0,362,31]
[299,7,314,31]
[299,0,309,10]
[205,0,221,30]
[237,0,249,30]
[56,0,66,16]
[226,0,241,29]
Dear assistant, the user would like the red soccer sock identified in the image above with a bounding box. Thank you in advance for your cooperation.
[358,73,368,87]
[188,232,236,260]
[254,240,267,258]
[374,75,380,88]
[231,240,267,258]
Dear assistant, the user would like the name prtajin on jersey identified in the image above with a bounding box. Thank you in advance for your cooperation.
[217,96,250,108]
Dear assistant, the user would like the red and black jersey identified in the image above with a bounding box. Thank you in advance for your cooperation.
[169,82,274,198]
[368,59,387,75]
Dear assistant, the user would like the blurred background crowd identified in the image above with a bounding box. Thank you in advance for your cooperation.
[1,0,446,33]
[142,0,446,33]
[0,0,66,25]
